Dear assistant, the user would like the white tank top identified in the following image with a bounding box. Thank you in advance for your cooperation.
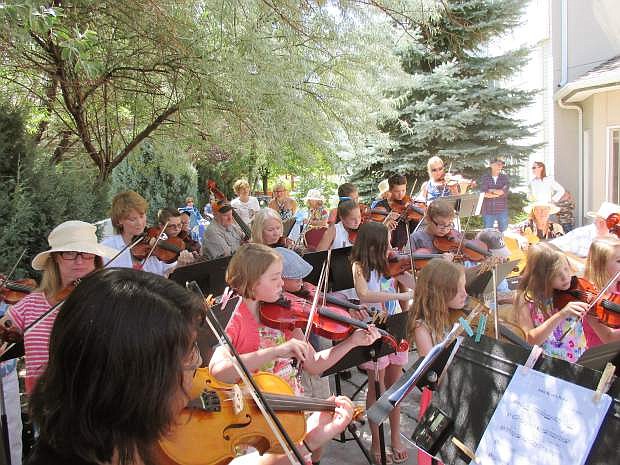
[332,222,353,249]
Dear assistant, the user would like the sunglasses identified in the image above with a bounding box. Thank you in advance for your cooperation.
[531,166,541,170]
[431,166,444,173]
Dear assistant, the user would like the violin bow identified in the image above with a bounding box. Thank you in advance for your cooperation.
[440,162,453,198]
[0,248,28,289]
[558,270,620,342]
[187,281,306,465]
[106,234,147,268]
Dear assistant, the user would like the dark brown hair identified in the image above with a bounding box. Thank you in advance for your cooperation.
[350,222,389,280]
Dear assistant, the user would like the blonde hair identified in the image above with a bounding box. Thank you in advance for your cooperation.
[427,156,444,176]
[408,259,464,345]
[516,243,567,313]
[251,208,282,245]
[110,191,148,233]
[226,243,281,299]
[584,237,620,289]
[233,179,250,194]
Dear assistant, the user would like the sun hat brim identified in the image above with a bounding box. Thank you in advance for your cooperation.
[31,241,118,271]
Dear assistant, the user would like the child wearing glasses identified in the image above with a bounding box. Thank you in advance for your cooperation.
[410,199,456,259]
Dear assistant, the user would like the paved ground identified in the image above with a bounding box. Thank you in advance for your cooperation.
[320,351,422,465]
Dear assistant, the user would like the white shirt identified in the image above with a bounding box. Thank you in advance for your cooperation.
[101,234,176,276]
[331,222,353,250]
[230,197,260,225]
[528,177,565,203]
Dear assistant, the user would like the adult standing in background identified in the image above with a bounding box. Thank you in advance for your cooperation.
[231,179,260,225]
[178,196,203,232]
[478,157,510,231]
[528,161,565,203]
[268,183,297,222]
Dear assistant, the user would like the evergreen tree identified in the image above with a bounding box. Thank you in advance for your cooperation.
[351,0,540,199]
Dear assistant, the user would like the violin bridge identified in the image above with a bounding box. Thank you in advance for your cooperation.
[232,383,244,414]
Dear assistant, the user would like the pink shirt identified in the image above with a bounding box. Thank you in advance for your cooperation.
[8,292,56,393]
[225,300,301,394]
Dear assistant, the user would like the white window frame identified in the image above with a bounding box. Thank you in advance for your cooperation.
[606,125,620,203]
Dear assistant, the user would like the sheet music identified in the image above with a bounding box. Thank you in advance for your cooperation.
[473,365,611,465]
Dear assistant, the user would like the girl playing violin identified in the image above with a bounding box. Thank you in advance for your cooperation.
[101,191,193,275]
[407,259,467,465]
[316,200,361,251]
[351,222,414,465]
[251,208,298,250]
[209,243,380,392]
[3,221,116,394]
[582,238,620,346]
[27,268,355,465]
[513,242,588,362]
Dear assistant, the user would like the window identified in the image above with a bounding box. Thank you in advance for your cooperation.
[611,128,620,203]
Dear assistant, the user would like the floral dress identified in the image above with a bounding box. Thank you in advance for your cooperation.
[528,301,587,363]
[257,324,304,395]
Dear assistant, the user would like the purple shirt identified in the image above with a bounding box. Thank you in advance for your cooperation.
[478,172,509,215]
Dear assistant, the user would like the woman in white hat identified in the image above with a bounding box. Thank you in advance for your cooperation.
[515,201,564,241]
[303,189,328,229]
[3,220,116,393]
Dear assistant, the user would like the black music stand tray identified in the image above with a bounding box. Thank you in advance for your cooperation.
[303,247,353,292]
[577,340,620,372]
[428,336,620,465]
[169,255,232,297]
[439,193,483,218]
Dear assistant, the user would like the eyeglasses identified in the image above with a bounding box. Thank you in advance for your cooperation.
[431,219,453,230]
[58,251,96,260]
[431,166,444,173]
[183,342,202,372]
[166,223,182,230]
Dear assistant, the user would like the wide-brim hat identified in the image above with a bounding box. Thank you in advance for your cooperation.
[274,247,313,279]
[32,221,118,270]
[378,179,389,195]
[586,201,620,219]
[303,189,324,202]
[523,201,560,215]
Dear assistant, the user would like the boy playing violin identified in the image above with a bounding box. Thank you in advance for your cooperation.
[373,174,419,250]
[410,199,455,259]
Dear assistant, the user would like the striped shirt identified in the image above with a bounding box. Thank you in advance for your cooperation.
[7,292,56,393]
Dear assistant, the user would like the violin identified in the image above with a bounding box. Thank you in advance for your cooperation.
[597,296,620,328]
[177,229,201,254]
[260,292,408,352]
[438,173,474,196]
[552,276,598,310]
[432,230,492,262]
[157,368,364,465]
[131,227,186,264]
[292,282,367,314]
[207,179,252,241]
[0,275,37,305]
[387,249,444,276]
[606,213,620,238]
[388,195,426,223]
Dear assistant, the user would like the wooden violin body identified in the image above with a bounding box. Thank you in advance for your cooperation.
[432,231,491,262]
[132,227,186,263]
[157,368,358,465]
[260,292,408,352]
[0,275,36,305]
[387,249,443,276]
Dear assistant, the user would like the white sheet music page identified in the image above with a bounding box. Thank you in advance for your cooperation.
[473,365,611,465]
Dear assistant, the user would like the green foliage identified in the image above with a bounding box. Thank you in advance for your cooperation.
[350,0,541,200]
[0,100,34,182]
[111,140,198,221]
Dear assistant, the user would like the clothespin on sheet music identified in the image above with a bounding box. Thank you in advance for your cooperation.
[451,437,479,464]
[474,315,487,343]
[593,363,616,404]
[458,317,474,337]
[523,345,543,373]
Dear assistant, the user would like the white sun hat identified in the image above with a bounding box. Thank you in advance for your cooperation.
[586,201,620,219]
[31,221,118,270]
[303,189,325,202]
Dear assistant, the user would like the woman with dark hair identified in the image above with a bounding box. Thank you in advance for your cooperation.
[27,268,354,465]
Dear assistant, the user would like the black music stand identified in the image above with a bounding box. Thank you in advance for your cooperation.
[169,255,232,297]
[577,340,620,372]
[303,247,353,292]
[427,336,620,465]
